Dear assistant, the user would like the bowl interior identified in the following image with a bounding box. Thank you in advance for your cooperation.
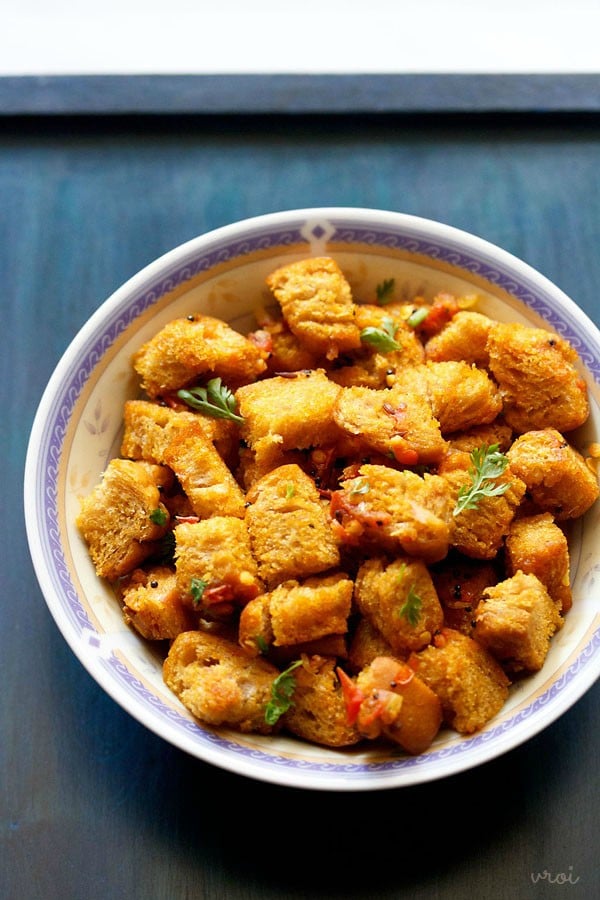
[27,209,600,790]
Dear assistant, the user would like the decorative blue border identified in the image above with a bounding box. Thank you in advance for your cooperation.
[33,214,600,781]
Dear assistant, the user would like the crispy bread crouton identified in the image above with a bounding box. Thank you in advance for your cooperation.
[507,428,599,520]
[474,571,562,673]
[120,566,195,640]
[424,310,493,366]
[408,628,510,734]
[76,458,171,580]
[333,383,447,466]
[268,573,353,647]
[449,421,513,454]
[422,360,503,435]
[355,556,444,653]
[505,513,572,613]
[486,321,589,433]
[174,517,262,609]
[347,618,399,673]
[163,631,278,733]
[266,256,361,359]
[281,656,361,747]
[353,656,442,754]
[132,314,267,398]
[238,593,273,657]
[331,465,451,562]
[245,464,340,588]
[236,369,341,453]
[162,421,246,519]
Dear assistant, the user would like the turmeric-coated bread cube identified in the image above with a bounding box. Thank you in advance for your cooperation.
[421,360,502,435]
[330,465,451,562]
[269,573,353,647]
[236,369,341,453]
[440,449,526,559]
[347,617,399,673]
[245,464,340,588]
[120,566,195,640]
[174,517,262,610]
[408,628,510,734]
[249,307,320,375]
[424,310,493,366]
[281,656,362,747]
[162,421,246,519]
[132,314,267,398]
[333,382,447,466]
[507,428,599,520]
[163,631,279,733]
[266,256,361,359]
[449,421,513,454]
[486,321,589,433]
[238,593,273,657]
[474,571,562,673]
[505,513,572,613]
[76,458,171,580]
[352,656,442,754]
[355,556,444,653]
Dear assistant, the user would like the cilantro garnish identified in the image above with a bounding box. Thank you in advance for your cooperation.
[399,585,423,627]
[406,307,429,328]
[149,507,168,526]
[360,316,402,353]
[348,477,370,498]
[177,377,244,423]
[376,278,396,305]
[190,577,209,606]
[264,660,303,725]
[453,443,510,516]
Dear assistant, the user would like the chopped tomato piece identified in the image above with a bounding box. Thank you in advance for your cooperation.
[336,667,364,725]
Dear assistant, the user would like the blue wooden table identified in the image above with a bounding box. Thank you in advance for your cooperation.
[3,78,600,899]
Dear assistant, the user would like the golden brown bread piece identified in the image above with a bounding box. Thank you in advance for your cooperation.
[507,428,599,520]
[424,310,493,366]
[266,256,361,359]
[120,566,195,640]
[474,571,562,673]
[132,313,267,398]
[245,463,340,588]
[76,458,171,580]
[486,321,589,433]
[163,631,279,733]
[281,656,362,747]
[505,513,572,613]
[408,628,510,734]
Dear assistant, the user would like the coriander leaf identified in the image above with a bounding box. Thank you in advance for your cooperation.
[376,278,396,305]
[264,659,303,725]
[177,377,244,423]
[285,483,296,500]
[149,507,168,526]
[360,316,402,353]
[190,577,209,606]
[348,476,370,498]
[398,584,423,627]
[453,443,510,517]
[255,634,269,654]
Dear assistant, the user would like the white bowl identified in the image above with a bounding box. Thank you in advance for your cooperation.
[25,207,600,791]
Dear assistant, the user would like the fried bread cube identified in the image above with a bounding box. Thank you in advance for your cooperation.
[236,369,342,454]
[331,465,451,562]
[238,593,273,656]
[355,556,444,653]
[474,571,562,673]
[120,566,195,640]
[245,464,340,588]
[449,421,513,454]
[161,420,246,519]
[174,517,262,610]
[249,307,319,374]
[132,314,267,398]
[268,573,353,647]
[163,631,279,733]
[76,458,171,580]
[486,321,589,433]
[408,628,510,734]
[440,450,526,559]
[352,656,442,754]
[266,256,361,359]
[121,399,237,467]
[347,618,399,673]
[422,360,502,435]
[507,428,599,520]
[424,310,493,366]
[505,513,572,613]
[333,382,447,466]
[281,656,362,747]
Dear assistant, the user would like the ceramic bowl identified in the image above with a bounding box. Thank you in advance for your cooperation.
[25,208,600,790]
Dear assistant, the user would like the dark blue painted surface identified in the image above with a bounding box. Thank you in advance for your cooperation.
[3,114,600,899]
